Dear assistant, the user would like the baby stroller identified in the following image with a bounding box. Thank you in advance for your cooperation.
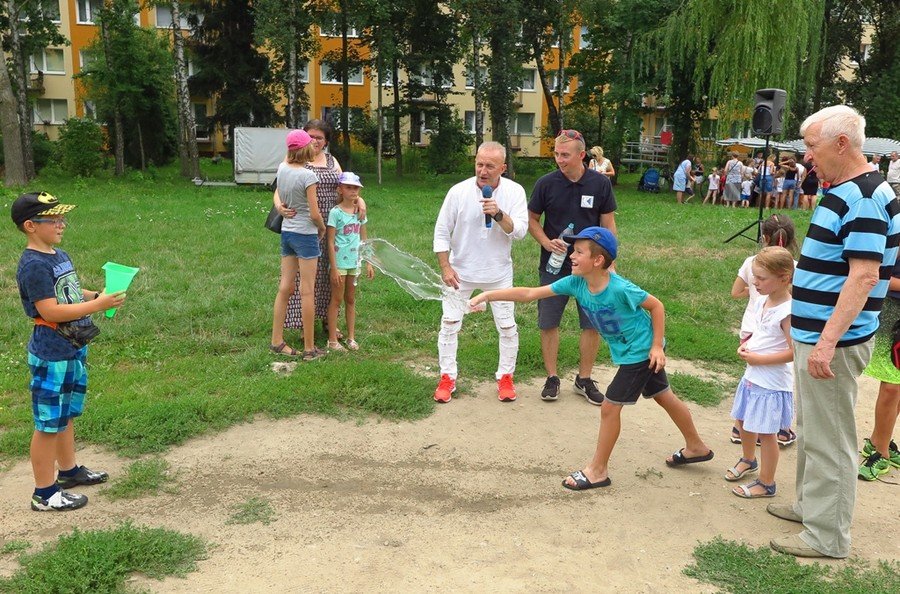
[638,167,661,193]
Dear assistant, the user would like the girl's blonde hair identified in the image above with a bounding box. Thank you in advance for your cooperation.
[590,146,604,160]
[755,246,794,279]
[286,144,316,165]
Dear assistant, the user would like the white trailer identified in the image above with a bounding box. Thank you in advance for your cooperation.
[232,127,290,185]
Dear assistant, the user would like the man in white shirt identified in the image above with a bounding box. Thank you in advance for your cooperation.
[869,154,882,172]
[433,142,529,403]
[887,151,900,197]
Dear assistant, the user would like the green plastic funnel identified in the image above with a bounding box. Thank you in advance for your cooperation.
[101,262,139,318]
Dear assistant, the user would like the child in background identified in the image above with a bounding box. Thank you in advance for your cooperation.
[731,214,798,447]
[470,227,713,490]
[740,177,753,208]
[326,172,374,351]
[726,247,795,498]
[772,169,786,209]
[703,167,720,205]
[12,192,126,511]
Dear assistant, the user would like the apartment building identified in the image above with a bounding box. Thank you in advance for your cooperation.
[27,3,593,158]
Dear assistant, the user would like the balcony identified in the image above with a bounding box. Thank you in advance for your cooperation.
[27,71,44,95]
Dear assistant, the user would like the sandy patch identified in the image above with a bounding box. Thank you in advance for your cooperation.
[0,362,896,593]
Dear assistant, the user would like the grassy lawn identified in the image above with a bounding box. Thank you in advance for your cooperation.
[7,160,899,591]
[0,161,811,462]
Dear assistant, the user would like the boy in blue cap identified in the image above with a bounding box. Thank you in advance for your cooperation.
[12,192,126,510]
[470,226,713,490]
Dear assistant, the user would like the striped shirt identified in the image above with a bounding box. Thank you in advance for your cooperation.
[791,172,900,346]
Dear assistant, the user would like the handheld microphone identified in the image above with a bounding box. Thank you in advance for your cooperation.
[482,185,493,228]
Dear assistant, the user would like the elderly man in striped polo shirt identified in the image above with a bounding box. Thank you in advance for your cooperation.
[767,105,900,558]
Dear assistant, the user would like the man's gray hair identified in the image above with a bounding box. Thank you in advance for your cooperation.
[800,105,866,150]
[477,141,507,161]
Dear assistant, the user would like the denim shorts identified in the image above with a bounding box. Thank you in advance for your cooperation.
[28,348,88,433]
[281,231,321,259]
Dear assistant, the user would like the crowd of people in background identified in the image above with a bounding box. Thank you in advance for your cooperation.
[673,149,898,207]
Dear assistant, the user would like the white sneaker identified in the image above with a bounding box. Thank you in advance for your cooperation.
[31,489,88,511]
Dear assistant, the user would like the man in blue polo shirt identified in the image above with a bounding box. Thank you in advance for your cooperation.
[528,129,617,405]
[767,105,900,559]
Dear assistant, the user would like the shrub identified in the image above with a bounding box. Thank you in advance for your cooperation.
[31,132,55,172]
[57,118,104,176]
[425,107,472,175]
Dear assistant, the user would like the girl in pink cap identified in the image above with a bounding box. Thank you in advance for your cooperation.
[270,129,327,361]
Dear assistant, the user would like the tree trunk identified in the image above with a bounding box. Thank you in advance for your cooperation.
[340,11,351,165]
[171,0,200,178]
[533,45,560,136]
[137,121,146,170]
[8,0,35,180]
[0,47,26,186]
[287,44,298,127]
[376,52,383,185]
[557,25,566,131]
[392,57,402,176]
[473,35,484,148]
[100,18,125,175]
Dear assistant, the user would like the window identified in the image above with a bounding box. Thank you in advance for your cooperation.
[510,113,534,136]
[83,100,96,120]
[579,26,591,49]
[320,64,363,85]
[298,61,309,83]
[420,67,452,89]
[31,48,65,75]
[320,23,358,38]
[79,49,98,72]
[33,99,67,124]
[323,106,364,130]
[464,110,476,133]
[155,4,190,29]
[19,0,60,22]
[519,69,536,91]
[550,73,570,93]
[465,66,487,89]
[76,0,102,24]
[194,103,210,140]
[861,43,871,62]
[378,68,394,87]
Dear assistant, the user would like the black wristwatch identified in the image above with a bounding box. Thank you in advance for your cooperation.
[492,211,504,222]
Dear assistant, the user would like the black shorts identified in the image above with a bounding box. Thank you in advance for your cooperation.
[605,360,670,405]
[537,269,595,330]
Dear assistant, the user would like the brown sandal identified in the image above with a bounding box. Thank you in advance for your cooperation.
[269,342,299,357]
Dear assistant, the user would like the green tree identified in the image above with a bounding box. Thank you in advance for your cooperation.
[1,0,67,181]
[787,0,861,137]
[80,1,179,171]
[570,0,670,170]
[57,116,104,176]
[844,3,899,138]
[646,0,823,140]
[254,0,317,128]
[190,0,277,152]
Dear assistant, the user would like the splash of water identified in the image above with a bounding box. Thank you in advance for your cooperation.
[359,238,483,312]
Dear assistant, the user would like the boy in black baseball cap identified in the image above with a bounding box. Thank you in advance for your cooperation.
[13,192,125,511]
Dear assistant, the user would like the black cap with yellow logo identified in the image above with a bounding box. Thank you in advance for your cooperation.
[11,192,77,225]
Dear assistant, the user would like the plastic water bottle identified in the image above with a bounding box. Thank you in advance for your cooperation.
[545,223,574,275]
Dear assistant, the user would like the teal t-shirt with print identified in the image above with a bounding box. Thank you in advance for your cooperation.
[550,273,654,365]
[327,206,366,270]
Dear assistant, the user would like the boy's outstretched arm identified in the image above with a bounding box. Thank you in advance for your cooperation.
[34,292,126,323]
[642,294,666,372]
[469,285,555,308]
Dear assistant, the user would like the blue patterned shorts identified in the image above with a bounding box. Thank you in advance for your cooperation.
[28,348,88,433]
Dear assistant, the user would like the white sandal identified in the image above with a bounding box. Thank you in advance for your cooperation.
[327,340,346,352]
[346,339,359,351]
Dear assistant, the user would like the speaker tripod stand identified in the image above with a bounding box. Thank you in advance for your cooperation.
[724,135,772,244]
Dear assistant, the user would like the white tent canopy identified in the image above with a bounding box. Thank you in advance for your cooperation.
[715,137,798,152]
[784,137,900,157]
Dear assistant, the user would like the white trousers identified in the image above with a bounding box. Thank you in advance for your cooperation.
[438,277,517,379]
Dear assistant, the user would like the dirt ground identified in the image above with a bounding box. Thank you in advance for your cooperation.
[1,359,897,593]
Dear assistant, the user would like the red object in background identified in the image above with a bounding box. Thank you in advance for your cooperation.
[660,130,673,145]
